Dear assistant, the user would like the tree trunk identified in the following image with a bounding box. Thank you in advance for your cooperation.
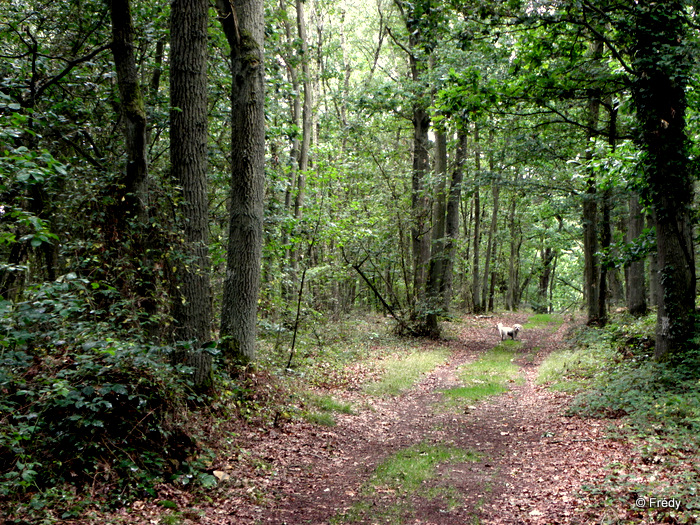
[626,193,647,316]
[290,0,312,278]
[647,215,659,307]
[109,0,149,222]
[506,178,521,310]
[632,3,695,359]
[170,0,212,349]
[397,0,431,314]
[443,130,466,310]
[583,39,603,325]
[411,106,431,308]
[597,188,610,324]
[424,130,448,333]
[216,0,266,365]
[471,124,482,313]
[536,246,554,313]
[109,0,157,330]
[481,130,499,311]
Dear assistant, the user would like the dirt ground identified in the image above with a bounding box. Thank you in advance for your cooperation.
[129,315,637,525]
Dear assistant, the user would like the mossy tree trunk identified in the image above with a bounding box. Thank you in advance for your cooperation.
[216,0,266,365]
[631,2,695,359]
[109,0,158,327]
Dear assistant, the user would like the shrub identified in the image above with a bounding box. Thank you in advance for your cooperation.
[0,280,205,518]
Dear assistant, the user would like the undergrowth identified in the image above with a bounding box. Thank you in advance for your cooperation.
[538,312,700,521]
[0,278,286,523]
[301,393,354,426]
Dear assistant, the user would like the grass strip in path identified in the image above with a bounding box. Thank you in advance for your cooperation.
[363,348,450,396]
[522,313,564,330]
[441,342,522,407]
[332,442,480,524]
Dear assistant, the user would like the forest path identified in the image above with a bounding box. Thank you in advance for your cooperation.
[210,316,631,524]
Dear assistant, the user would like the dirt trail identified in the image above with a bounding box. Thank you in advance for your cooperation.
[186,317,632,524]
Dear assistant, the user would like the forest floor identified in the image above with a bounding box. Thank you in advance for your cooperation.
[102,314,656,525]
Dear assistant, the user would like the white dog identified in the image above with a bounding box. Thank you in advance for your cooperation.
[496,322,522,341]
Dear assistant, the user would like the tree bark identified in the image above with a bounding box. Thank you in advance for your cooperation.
[410,106,431,308]
[625,193,647,316]
[443,130,466,310]
[170,0,212,346]
[424,130,448,333]
[109,0,149,222]
[108,0,158,329]
[216,0,266,365]
[583,39,603,325]
[395,0,431,313]
[506,174,521,310]
[481,129,499,311]
[536,246,554,313]
[289,0,312,278]
[632,3,695,359]
[647,215,659,307]
[597,187,610,324]
[471,124,482,313]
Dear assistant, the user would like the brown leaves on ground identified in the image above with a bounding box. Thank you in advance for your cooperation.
[80,316,695,524]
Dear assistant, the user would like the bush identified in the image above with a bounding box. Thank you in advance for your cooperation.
[0,280,205,518]
[566,315,700,435]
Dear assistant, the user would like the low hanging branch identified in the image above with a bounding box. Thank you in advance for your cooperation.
[341,247,419,337]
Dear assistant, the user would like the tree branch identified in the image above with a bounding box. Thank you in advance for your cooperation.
[32,43,112,104]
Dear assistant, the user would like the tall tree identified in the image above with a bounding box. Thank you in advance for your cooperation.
[108,0,159,325]
[471,124,483,313]
[582,39,603,325]
[425,130,448,333]
[391,0,433,321]
[631,2,695,358]
[109,0,149,224]
[625,192,647,316]
[481,129,499,311]
[216,0,266,365]
[442,130,467,310]
[287,0,313,281]
[170,0,213,383]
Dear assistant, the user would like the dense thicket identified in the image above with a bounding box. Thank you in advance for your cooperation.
[1,0,699,514]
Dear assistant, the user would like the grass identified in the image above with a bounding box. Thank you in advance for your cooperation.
[332,442,480,524]
[536,341,614,392]
[363,348,450,396]
[441,343,522,406]
[523,313,563,330]
[302,393,354,426]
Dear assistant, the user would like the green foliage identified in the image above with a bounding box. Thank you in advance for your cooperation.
[566,315,700,432]
[542,314,700,519]
[0,281,214,519]
[0,101,64,253]
[536,326,617,392]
